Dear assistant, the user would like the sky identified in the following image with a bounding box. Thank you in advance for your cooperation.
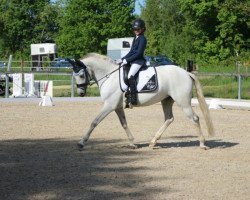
[50,0,145,15]
[135,0,145,15]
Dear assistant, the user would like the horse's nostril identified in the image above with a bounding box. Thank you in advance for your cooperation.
[79,93,85,97]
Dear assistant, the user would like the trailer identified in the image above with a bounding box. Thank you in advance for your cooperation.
[107,37,133,60]
[31,43,57,71]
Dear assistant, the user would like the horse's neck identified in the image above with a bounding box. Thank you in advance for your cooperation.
[84,57,116,80]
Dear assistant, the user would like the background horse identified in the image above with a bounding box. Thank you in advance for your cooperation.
[69,53,214,150]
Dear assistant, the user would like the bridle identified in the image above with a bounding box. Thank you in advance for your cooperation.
[67,59,91,90]
[72,59,121,87]
[73,67,91,89]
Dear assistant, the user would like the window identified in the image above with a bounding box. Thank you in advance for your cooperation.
[122,41,130,48]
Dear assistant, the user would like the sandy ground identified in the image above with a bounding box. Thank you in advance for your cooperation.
[0,99,250,200]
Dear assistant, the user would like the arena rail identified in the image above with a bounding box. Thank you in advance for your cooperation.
[0,56,249,99]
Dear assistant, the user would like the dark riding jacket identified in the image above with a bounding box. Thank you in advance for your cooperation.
[122,34,147,65]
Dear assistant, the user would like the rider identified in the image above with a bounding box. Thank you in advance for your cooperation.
[116,18,147,107]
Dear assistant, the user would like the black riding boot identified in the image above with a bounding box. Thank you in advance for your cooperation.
[128,76,137,105]
[124,90,130,108]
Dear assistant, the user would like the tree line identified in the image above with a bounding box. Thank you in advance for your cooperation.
[142,0,249,66]
[0,0,249,66]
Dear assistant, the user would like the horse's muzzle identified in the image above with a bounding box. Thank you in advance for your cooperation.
[77,87,87,97]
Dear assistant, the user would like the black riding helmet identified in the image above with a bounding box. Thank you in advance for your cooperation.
[132,19,146,31]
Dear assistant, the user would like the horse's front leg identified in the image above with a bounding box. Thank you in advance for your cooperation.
[115,106,137,149]
[78,104,114,150]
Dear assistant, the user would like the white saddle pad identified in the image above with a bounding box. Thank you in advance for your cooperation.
[119,66,158,93]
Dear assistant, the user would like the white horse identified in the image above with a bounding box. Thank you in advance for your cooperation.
[69,53,214,150]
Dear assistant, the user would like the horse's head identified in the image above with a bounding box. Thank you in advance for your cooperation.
[67,58,90,97]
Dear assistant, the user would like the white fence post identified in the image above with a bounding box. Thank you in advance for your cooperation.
[236,59,242,100]
[71,74,74,97]
[238,74,242,99]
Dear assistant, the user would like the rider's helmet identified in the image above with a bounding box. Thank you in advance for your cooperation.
[132,19,146,32]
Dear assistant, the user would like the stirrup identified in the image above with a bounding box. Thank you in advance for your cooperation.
[129,103,133,109]
[124,102,133,109]
[124,99,134,109]
[124,103,130,109]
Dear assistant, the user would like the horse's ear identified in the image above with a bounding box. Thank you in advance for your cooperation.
[75,60,87,69]
[66,58,77,69]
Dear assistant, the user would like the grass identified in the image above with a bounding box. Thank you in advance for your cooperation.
[194,76,250,99]
[53,85,100,97]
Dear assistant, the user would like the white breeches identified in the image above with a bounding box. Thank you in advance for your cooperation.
[128,63,141,78]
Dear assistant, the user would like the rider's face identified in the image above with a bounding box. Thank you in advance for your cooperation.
[134,28,143,36]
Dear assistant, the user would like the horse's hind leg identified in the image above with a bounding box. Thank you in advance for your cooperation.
[149,97,174,148]
[115,107,137,148]
[182,106,209,150]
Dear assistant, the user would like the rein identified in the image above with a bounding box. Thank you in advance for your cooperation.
[89,65,121,86]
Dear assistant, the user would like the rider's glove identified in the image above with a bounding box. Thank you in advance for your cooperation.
[115,59,123,65]
[121,59,127,66]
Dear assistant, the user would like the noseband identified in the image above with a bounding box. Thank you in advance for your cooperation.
[67,59,91,89]
[74,60,91,89]
[69,58,121,89]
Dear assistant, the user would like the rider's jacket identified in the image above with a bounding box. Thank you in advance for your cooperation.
[122,34,147,65]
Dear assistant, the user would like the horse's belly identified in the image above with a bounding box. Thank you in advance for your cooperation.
[137,91,168,106]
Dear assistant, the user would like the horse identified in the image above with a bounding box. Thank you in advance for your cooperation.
[69,53,214,150]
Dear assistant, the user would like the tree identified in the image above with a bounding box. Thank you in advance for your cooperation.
[0,0,60,59]
[141,0,187,64]
[141,0,250,65]
[56,0,135,58]
[179,0,250,64]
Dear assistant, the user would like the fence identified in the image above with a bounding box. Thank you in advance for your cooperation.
[0,56,76,98]
[195,72,250,100]
[0,56,249,99]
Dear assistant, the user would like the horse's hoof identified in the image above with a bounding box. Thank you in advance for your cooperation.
[200,145,210,150]
[77,143,84,151]
[149,142,156,148]
[122,144,138,149]
[152,146,161,149]
[129,144,138,149]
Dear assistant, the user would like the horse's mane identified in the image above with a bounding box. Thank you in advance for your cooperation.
[82,53,116,64]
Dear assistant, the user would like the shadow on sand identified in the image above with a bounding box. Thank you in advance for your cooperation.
[137,137,238,149]
[0,138,166,200]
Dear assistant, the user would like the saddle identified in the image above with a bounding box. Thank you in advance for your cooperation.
[119,64,158,93]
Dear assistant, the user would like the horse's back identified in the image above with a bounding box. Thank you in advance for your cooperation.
[156,65,192,89]
[156,65,193,104]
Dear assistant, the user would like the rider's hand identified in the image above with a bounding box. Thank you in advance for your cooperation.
[121,59,127,66]
[115,59,122,65]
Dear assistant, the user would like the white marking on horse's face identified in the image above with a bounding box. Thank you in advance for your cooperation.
[77,87,86,97]
[74,73,86,85]
[73,69,86,83]
[73,69,88,96]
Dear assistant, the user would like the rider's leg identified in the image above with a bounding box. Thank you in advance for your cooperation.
[127,63,141,105]
[128,63,141,78]
[128,75,137,105]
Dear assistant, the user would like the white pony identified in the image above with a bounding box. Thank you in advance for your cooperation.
[69,53,214,150]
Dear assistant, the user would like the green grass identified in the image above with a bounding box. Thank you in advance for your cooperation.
[194,76,250,99]
[53,85,100,97]
[196,63,249,74]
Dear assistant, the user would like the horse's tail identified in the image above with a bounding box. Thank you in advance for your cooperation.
[189,73,215,136]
